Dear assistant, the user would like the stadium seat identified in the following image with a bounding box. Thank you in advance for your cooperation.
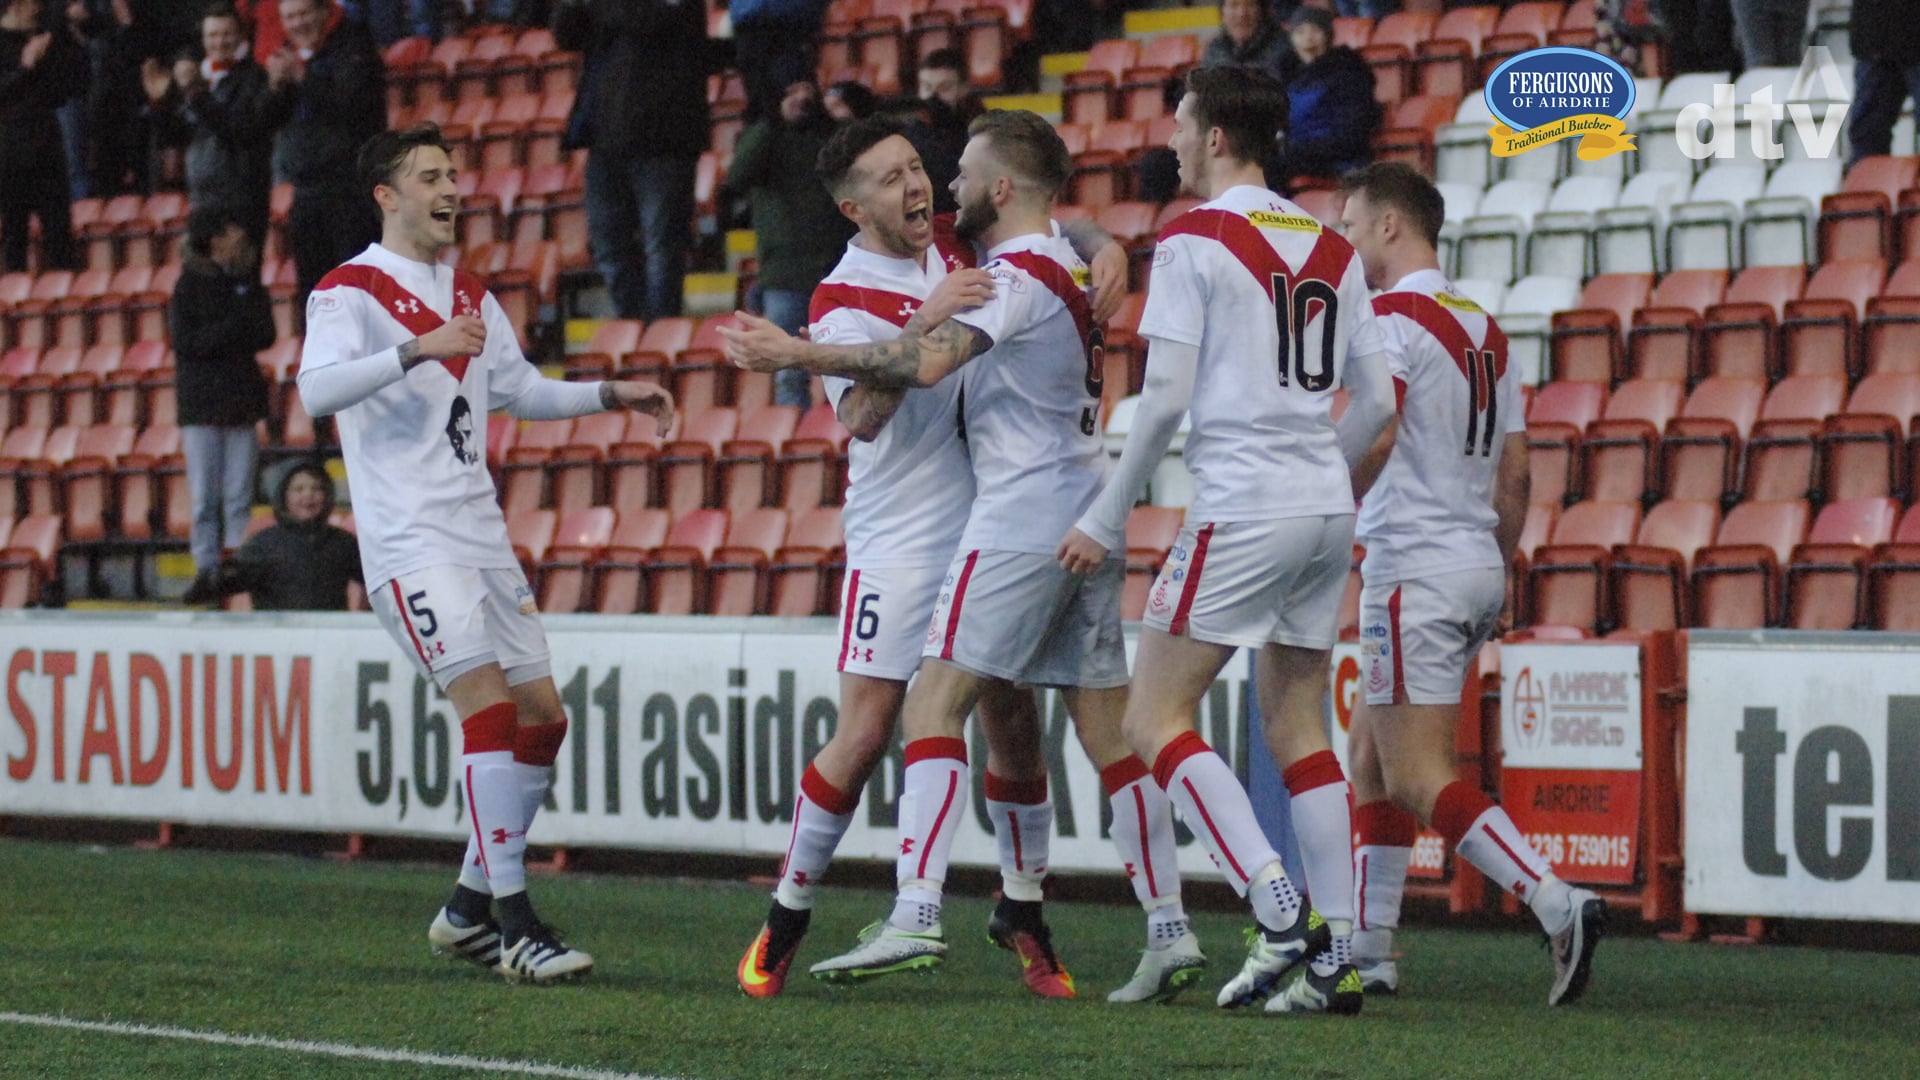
[1744,159,1844,268]
[1780,259,1885,379]
[535,506,617,614]
[1785,497,1900,629]
[1457,180,1552,283]
[1530,499,1641,633]
[1610,498,1720,630]
[1662,376,1764,502]
[718,405,800,513]
[1691,499,1810,628]
[646,508,729,615]
[499,418,574,514]
[1527,380,1607,506]
[1594,171,1688,274]
[1741,375,1847,502]
[1814,372,1920,502]
[1626,269,1727,382]
[586,508,671,614]
[1549,273,1651,383]
[1374,94,1458,174]
[1700,265,1806,382]
[777,402,851,510]
[708,507,789,616]
[1582,378,1684,504]
[0,512,59,606]
[1860,294,1920,381]
[505,508,557,573]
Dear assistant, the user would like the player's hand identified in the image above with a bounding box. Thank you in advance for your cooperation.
[19,32,52,70]
[913,268,995,329]
[140,57,171,101]
[415,315,487,359]
[1088,241,1127,325]
[1056,527,1109,575]
[605,379,675,436]
[718,311,802,372]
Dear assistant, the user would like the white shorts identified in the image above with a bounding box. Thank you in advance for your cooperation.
[923,549,1129,690]
[1143,516,1354,651]
[371,564,552,691]
[837,563,946,681]
[1359,567,1505,706]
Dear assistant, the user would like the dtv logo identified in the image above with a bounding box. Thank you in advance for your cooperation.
[1675,46,1851,161]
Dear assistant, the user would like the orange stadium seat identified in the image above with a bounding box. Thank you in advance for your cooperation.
[645,508,729,615]
[1527,380,1608,506]
[777,403,850,510]
[1611,499,1720,630]
[1818,372,1920,502]
[709,507,790,615]
[1581,377,1684,504]
[1529,499,1641,632]
[1691,499,1810,628]
[1785,497,1900,629]
[535,505,617,614]
[1661,377,1764,502]
[658,406,738,515]
[719,405,800,514]
[1120,504,1182,621]
[1741,375,1847,502]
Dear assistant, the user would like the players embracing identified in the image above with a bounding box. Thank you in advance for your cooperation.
[724,109,1202,1005]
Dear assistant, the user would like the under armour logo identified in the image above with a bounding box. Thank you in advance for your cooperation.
[850,647,875,663]
[898,302,917,319]
[1124,863,1136,879]
[900,838,916,856]
[790,871,812,887]
[489,827,526,845]
[1514,880,1529,897]
[395,298,421,315]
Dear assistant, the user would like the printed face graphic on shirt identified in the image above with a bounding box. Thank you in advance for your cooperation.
[446,396,477,466]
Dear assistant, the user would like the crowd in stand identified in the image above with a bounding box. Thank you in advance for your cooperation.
[1,0,1914,611]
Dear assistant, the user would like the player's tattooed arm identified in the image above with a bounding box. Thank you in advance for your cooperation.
[397,339,423,370]
[721,313,991,388]
[837,385,907,441]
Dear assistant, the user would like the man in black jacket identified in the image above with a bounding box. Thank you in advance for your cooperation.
[554,0,714,320]
[144,3,275,242]
[1848,0,1920,165]
[0,0,85,272]
[171,204,276,596]
[214,461,362,609]
[264,0,384,309]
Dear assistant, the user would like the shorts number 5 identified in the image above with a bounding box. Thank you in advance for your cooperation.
[406,589,439,637]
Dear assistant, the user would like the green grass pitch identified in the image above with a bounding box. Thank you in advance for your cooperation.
[3,837,1916,1079]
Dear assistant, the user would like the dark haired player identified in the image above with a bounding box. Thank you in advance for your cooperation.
[297,124,673,984]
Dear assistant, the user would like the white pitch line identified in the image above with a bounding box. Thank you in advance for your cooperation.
[0,1012,674,1080]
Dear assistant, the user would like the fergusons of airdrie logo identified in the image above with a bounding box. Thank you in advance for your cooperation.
[1484,47,1637,162]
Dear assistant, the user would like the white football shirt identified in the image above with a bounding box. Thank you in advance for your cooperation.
[298,244,553,587]
[813,237,976,569]
[1357,268,1526,581]
[949,231,1109,554]
[1138,184,1385,523]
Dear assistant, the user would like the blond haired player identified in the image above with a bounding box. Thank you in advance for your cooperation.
[725,109,1202,1005]
[1337,162,1605,1005]
[297,124,673,984]
[1059,64,1397,1016]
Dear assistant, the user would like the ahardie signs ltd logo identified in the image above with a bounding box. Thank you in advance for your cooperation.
[1484,47,1637,162]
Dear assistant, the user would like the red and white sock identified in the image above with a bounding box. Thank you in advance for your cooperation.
[888,737,968,931]
[456,718,568,897]
[461,702,529,898]
[1352,799,1418,964]
[1152,732,1293,923]
[775,763,860,911]
[986,771,1051,903]
[1102,756,1187,943]
[1431,780,1572,934]
[1284,750,1355,936]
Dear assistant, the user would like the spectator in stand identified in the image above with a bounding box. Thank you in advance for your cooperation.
[905,48,978,215]
[730,60,854,408]
[1201,0,1293,82]
[235,0,286,58]
[63,0,146,199]
[211,461,363,609]
[0,0,84,273]
[171,205,276,601]
[1731,0,1808,68]
[143,3,275,242]
[1331,0,1392,21]
[1650,0,1737,75]
[1275,6,1377,181]
[554,0,714,321]
[1847,0,1920,164]
[729,0,828,123]
[264,0,384,307]
[824,78,875,122]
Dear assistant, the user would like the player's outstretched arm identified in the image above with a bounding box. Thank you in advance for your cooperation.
[1058,337,1198,573]
[1058,218,1127,325]
[721,312,991,388]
